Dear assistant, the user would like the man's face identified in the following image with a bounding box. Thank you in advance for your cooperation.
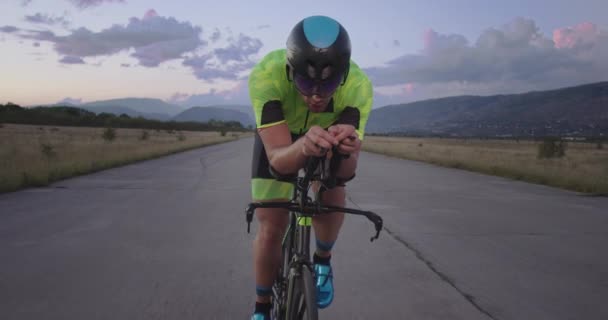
[292,69,342,112]
[301,94,332,113]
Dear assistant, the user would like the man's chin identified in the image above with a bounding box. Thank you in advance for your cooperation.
[308,104,326,112]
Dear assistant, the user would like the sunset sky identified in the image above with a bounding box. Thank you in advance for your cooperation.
[1,0,607,108]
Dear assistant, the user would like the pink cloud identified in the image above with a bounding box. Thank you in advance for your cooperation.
[423,29,437,51]
[553,22,598,49]
[144,9,158,20]
[422,28,467,53]
[404,83,414,94]
[222,80,248,98]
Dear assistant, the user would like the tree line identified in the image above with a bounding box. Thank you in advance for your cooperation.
[0,102,248,132]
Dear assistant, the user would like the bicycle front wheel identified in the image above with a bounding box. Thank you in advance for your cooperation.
[285,264,318,320]
[272,214,296,320]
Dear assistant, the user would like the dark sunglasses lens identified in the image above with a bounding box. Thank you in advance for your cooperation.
[294,73,343,97]
[294,74,315,96]
[317,75,342,96]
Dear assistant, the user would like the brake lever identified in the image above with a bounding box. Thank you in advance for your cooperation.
[369,215,383,242]
[369,228,382,242]
[245,204,255,233]
[371,228,381,242]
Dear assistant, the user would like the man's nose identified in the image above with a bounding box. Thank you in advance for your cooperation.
[310,94,323,102]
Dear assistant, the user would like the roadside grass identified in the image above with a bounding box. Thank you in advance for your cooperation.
[0,124,252,193]
[362,136,608,195]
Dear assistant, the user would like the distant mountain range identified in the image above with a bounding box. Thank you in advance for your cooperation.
[173,106,254,127]
[82,98,186,116]
[39,81,608,137]
[366,81,608,137]
[78,105,173,121]
[48,98,255,127]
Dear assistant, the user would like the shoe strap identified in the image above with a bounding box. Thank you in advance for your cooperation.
[316,266,333,287]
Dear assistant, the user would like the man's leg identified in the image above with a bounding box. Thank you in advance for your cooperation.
[251,204,289,319]
[311,185,346,308]
[250,131,296,319]
[312,186,346,256]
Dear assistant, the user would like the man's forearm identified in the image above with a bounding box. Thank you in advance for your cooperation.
[268,137,360,178]
[267,138,308,175]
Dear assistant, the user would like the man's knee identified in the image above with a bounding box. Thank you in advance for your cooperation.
[320,186,346,207]
[335,172,356,187]
[255,204,289,242]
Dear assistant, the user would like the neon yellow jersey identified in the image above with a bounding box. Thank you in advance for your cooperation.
[248,49,373,139]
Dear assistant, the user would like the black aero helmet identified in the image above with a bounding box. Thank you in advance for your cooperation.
[286,15,351,97]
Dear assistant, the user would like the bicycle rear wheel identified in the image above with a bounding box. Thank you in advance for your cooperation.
[286,264,318,320]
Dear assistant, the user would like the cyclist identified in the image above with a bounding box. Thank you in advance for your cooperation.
[248,15,373,320]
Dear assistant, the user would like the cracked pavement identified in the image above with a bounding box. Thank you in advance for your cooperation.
[1,137,607,320]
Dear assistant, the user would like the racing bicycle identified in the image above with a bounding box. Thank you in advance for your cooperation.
[245,146,384,320]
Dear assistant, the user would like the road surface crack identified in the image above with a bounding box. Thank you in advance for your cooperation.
[384,226,498,320]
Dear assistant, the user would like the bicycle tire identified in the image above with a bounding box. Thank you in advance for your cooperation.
[273,213,296,320]
[285,264,318,320]
[301,265,318,320]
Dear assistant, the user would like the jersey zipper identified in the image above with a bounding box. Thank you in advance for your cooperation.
[299,109,311,135]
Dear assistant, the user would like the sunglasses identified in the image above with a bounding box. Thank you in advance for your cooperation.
[293,72,343,98]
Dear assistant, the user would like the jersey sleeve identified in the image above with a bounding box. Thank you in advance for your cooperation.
[351,77,373,140]
[248,52,287,129]
[338,67,373,140]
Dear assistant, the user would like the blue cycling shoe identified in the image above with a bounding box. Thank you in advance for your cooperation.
[314,263,334,308]
[250,313,269,320]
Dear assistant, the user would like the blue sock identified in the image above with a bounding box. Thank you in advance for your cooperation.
[316,238,335,253]
[255,285,272,297]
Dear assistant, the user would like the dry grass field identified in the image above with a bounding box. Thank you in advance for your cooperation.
[3,124,605,195]
[0,124,251,193]
[362,136,608,195]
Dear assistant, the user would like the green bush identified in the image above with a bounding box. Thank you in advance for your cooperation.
[598,140,604,150]
[102,127,116,142]
[40,143,56,159]
[538,137,566,159]
[140,130,149,141]
[177,132,186,141]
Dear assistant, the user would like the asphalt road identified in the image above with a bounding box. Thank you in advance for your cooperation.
[1,137,607,320]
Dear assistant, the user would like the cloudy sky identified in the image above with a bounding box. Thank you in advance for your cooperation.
[1,0,607,108]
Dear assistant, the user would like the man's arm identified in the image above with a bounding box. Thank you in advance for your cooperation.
[329,68,373,181]
[259,123,340,175]
[335,140,360,180]
[258,123,306,175]
[328,124,361,180]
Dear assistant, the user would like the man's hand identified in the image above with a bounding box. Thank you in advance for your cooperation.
[328,124,361,155]
[301,125,339,157]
